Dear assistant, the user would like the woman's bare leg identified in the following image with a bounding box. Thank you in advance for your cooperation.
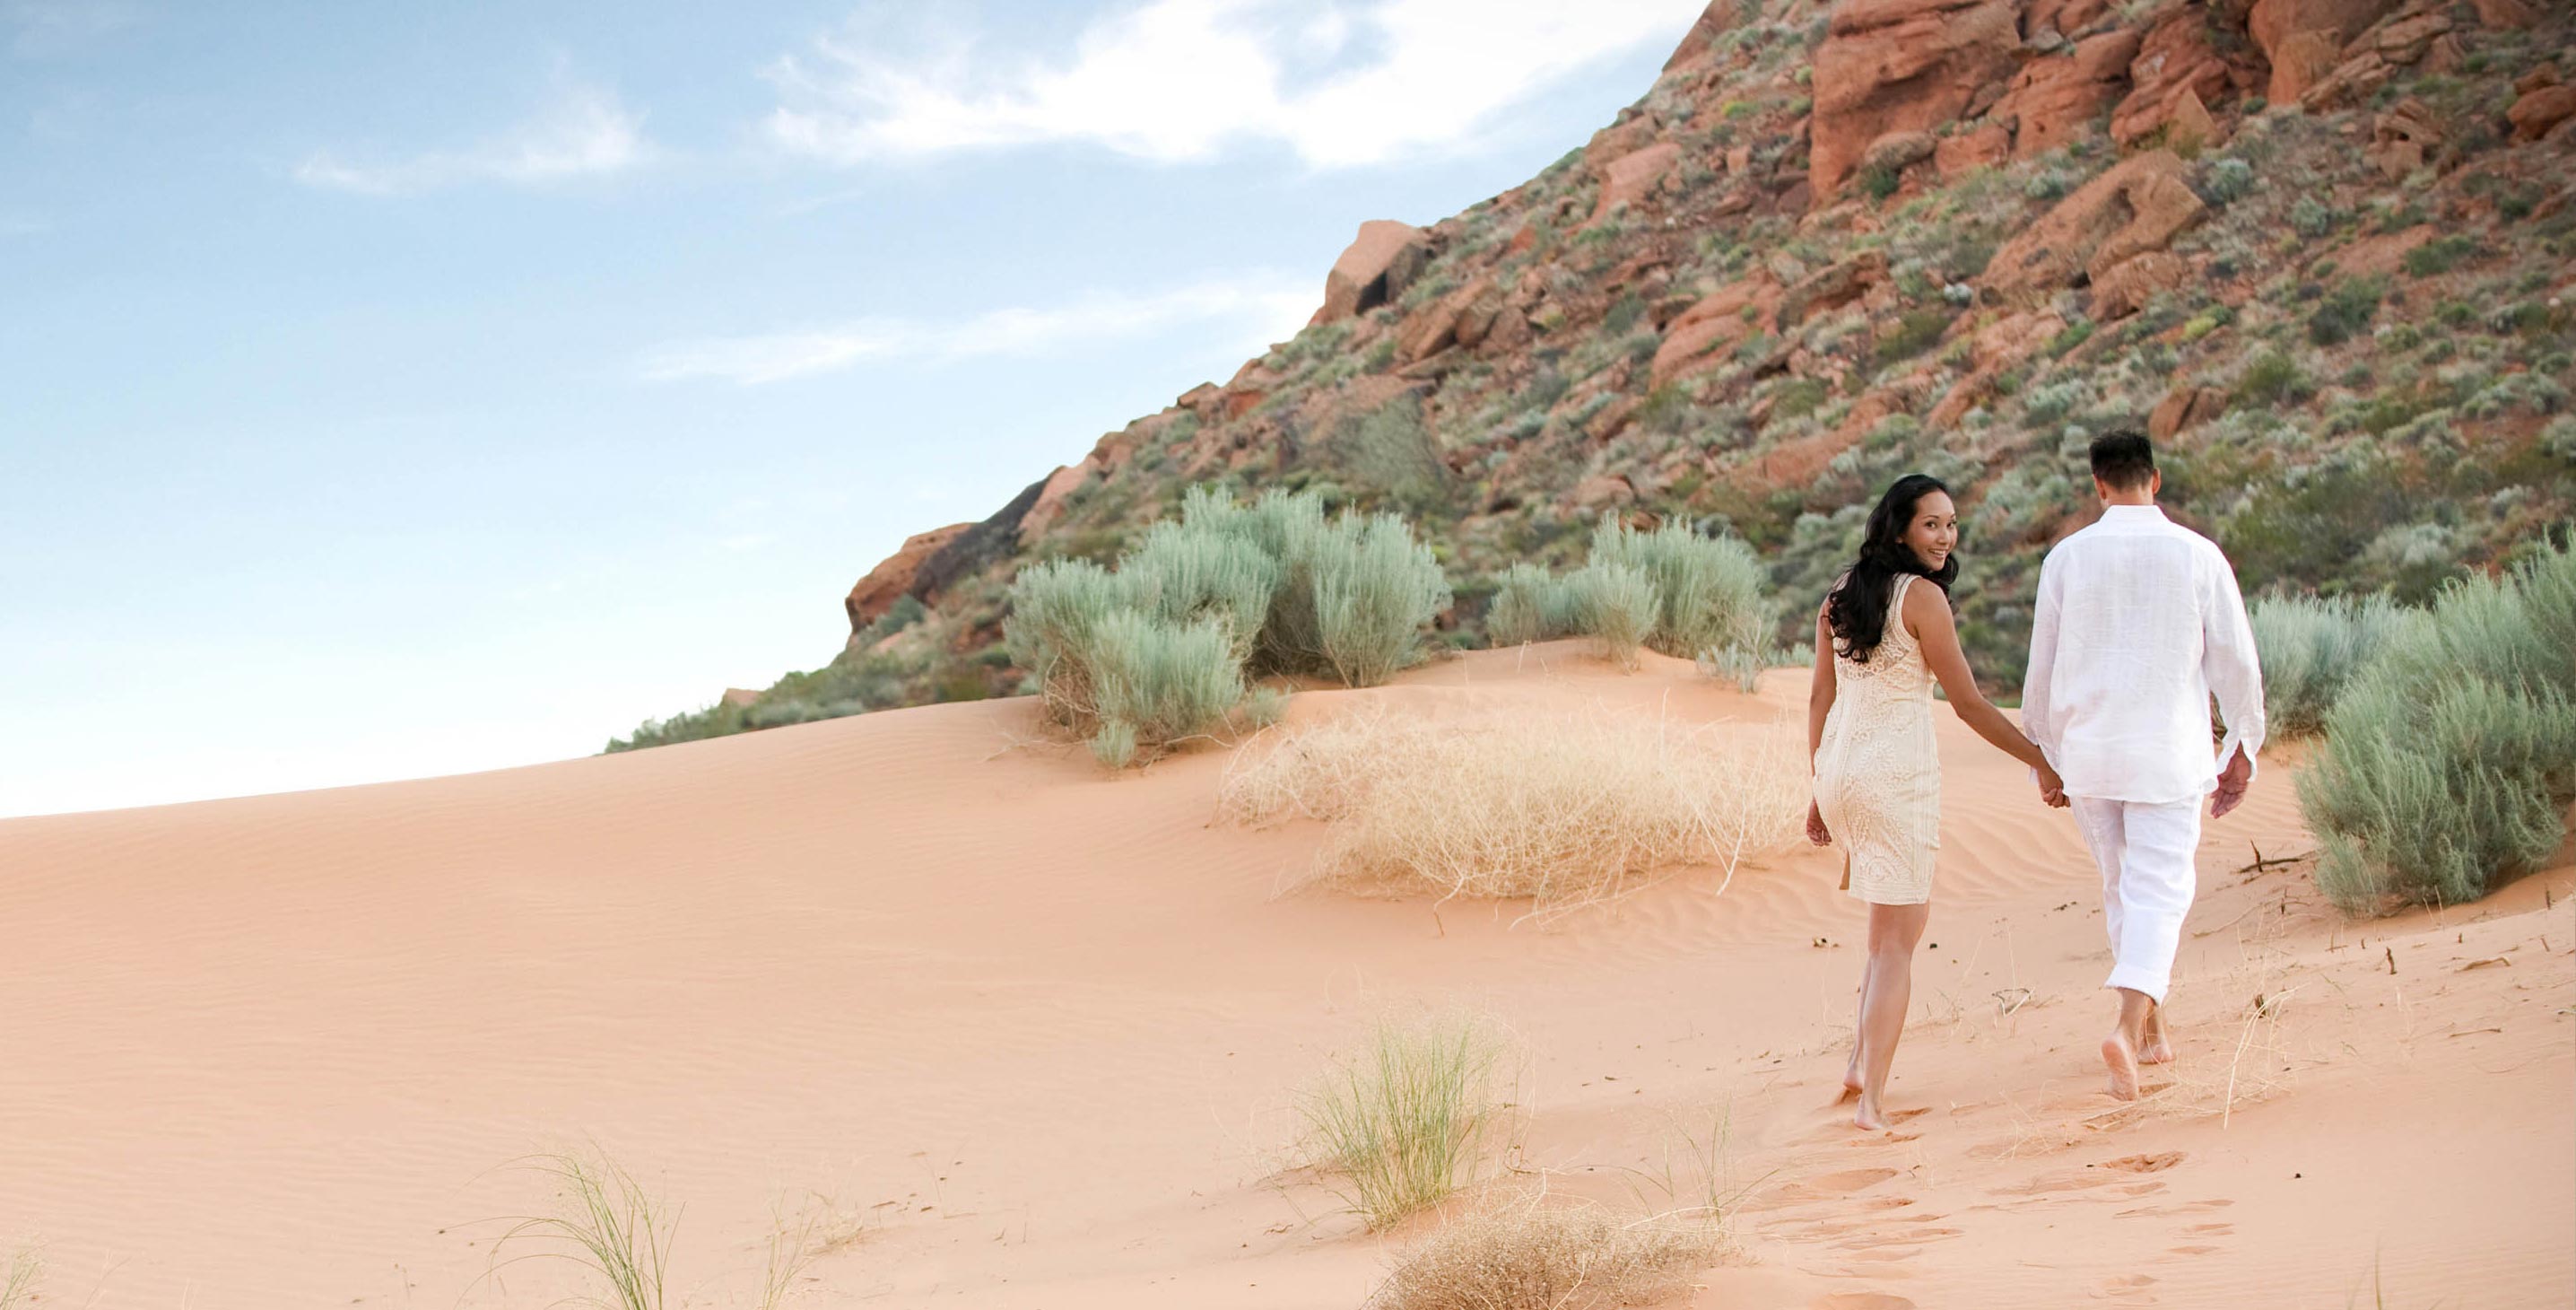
[1855,901,1932,1131]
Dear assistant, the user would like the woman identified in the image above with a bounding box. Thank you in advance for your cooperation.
[1807,473,2065,1132]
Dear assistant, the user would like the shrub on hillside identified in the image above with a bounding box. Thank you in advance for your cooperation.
[1005,556,1243,764]
[1566,562,1660,669]
[1487,562,1574,646]
[1586,514,1771,659]
[1175,486,1453,685]
[2299,540,2576,913]
[2250,592,2422,735]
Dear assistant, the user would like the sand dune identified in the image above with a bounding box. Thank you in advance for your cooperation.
[2,642,2567,1308]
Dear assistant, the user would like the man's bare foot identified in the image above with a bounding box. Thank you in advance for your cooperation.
[2141,1009,2172,1064]
[1854,1094,1891,1131]
[2100,1032,2140,1101]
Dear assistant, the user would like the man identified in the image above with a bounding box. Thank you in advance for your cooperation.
[2022,430,2266,1100]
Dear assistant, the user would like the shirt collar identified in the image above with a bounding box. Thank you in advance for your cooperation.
[2100,504,2168,521]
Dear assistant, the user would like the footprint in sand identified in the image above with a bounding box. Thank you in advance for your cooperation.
[2167,1244,2224,1255]
[2183,1221,2235,1235]
[1809,1296,1916,1310]
[2101,1151,2186,1173]
[1809,1166,1903,1192]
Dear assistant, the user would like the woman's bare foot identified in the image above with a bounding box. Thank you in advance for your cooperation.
[2100,1032,2141,1100]
[1854,1093,1891,1131]
[1841,1053,1864,1101]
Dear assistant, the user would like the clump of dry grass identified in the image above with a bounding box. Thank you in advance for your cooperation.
[1219,704,1804,924]
[1,1245,39,1310]
[1300,1012,1514,1230]
[1363,1193,1721,1310]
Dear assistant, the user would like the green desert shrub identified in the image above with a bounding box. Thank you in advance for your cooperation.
[2250,592,2421,735]
[1487,562,1574,646]
[1084,610,1248,755]
[2306,275,2386,346]
[2300,540,2576,913]
[2233,349,2315,406]
[1566,562,1661,669]
[1585,514,1771,658]
[1176,486,1452,685]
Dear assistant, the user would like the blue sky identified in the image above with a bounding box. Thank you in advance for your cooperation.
[0,0,1709,817]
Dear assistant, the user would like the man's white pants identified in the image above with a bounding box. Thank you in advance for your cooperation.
[2068,795,2204,1004]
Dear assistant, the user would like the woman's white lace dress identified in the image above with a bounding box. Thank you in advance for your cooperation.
[1813,573,1940,905]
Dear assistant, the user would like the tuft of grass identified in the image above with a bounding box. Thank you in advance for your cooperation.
[484,1149,676,1310]
[1220,706,1803,921]
[1299,1013,1510,1231]
[1488,562,1573,646]
[1,1245,39,1310]
[2300,539,2576,913]
[1362,1194,1721,1310]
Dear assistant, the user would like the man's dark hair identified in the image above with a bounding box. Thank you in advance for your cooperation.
[2088,428,2156,491]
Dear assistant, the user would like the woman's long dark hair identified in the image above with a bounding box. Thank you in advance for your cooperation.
[1827,473,1959,663]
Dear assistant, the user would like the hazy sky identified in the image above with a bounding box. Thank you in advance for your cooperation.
[0,0,1708,817]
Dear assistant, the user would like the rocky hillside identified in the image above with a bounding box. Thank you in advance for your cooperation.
[615,0,2576,750]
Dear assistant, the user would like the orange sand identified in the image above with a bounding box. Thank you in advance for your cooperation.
[2,642,2568,1308]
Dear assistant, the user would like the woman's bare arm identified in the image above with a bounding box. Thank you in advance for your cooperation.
[1905,582,2060,780]
[1806,604,1837,767]
[1806,604,1837,845]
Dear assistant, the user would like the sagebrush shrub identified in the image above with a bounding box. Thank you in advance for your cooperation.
[2300,541,2576,912]
[2250,592,2421,734]
[1487,562,1569,646]
[1585,514,1771,658]
[1567,563,1660,669]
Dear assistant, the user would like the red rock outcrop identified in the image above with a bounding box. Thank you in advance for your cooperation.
[1318,221,1431,324]
[1985,149,2206,301]
[1397,275,1502,363]
[846,522,972,636]
[1997,29,2144,159]
[2110,3,2250,147]
[1810,0,2021,197]
[2468,0,2541,28]
[1594,141,1684,221]
[2510,83,2576,142]
[1649,279,1783,388]
[2150,385,2230,440]
[2090,249,2192,319]
[1664,0,1733,71]
[2250,0,2405,103]
[2368,97,2441,178]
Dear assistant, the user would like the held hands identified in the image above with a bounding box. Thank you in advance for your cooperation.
[1806,800,1832,846]
[2034,762,2070,808]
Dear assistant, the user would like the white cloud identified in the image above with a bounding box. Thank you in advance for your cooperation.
[5,0,139,57]
[639,272,1317,385]
[295,83,656,196]
[763,0,1706,168]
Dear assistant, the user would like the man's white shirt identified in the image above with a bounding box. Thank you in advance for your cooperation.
[2021,504,2267,804]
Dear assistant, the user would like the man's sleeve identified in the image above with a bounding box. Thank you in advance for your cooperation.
[2202,546,2267,780]
[2022,550,2062,770]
